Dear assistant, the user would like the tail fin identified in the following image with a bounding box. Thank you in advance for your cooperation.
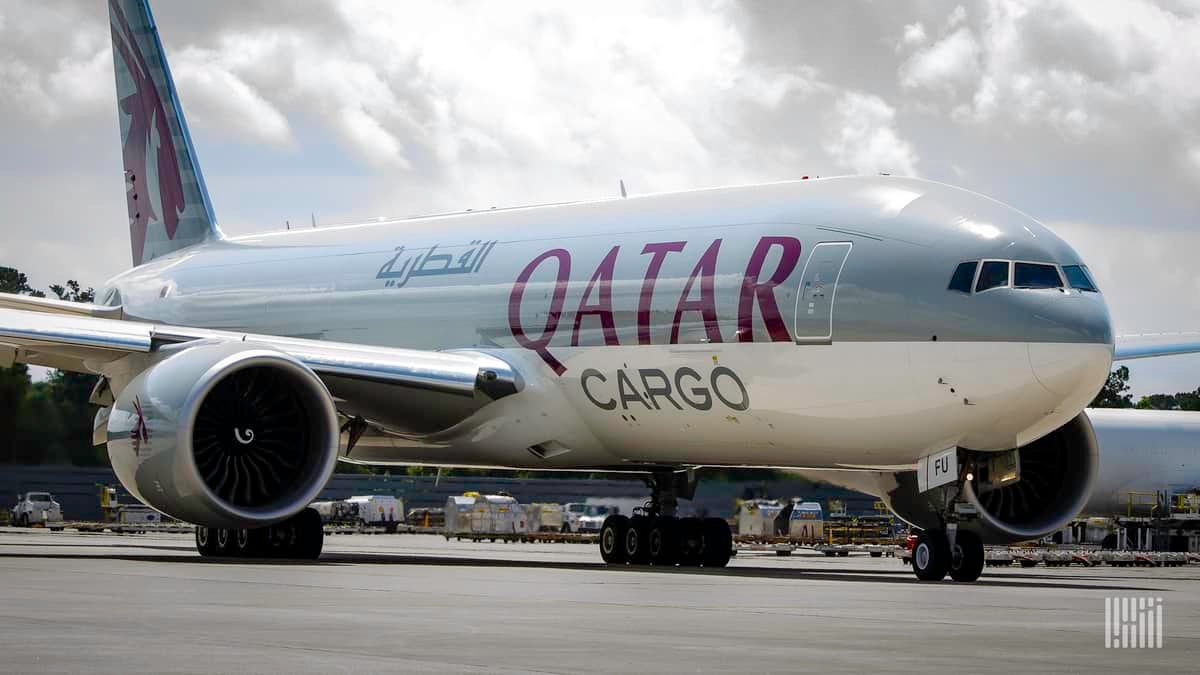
[108,0,219,267]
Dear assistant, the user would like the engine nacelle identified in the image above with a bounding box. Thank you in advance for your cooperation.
[107,342,339,529]
[880,413,1099,544]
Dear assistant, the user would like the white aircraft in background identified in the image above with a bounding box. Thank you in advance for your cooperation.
[2,0,1196,581]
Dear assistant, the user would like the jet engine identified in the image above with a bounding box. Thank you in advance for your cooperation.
[106,342,339,529]
[877,413,1099,544]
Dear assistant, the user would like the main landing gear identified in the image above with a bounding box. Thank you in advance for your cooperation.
[911,526,984,582]
[598,470,733,568]
[195,507,324,560]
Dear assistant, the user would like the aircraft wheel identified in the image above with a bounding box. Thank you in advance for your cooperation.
[235,528,264,557]
[678,517,704,566]
[260,520,295,558]
[287,508,324,560]
[701,517,732,568]
[949,530,985,582]
[912,529,950,581]
[214,528,239,556]
[599,514,629,564]
[195,526,220,557]
[648,517,679,566]
[625,515,651,564]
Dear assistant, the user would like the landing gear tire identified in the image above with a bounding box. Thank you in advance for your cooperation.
[678,517,704,566]
[648,517,679,566]
[599,514,629,564]
[912,528,950,581]
[195,526,220,557]
[700,518,732,568]
[288,508,324,560]
[949,530,985,582]
[214,528,238,556]
[624,515,651,564]
[235,527,262,557]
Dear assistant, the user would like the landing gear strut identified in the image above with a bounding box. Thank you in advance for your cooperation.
[598,469,732,568]
[195,507,324,560]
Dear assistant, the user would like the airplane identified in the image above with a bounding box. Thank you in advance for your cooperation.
[1,0,1196,581]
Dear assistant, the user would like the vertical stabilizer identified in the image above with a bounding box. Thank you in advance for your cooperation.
[109,0,219,266]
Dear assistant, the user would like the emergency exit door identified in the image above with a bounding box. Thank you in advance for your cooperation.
[793,242,852,343]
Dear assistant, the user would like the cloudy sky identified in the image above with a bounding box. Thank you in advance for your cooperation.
[1,0,1198,397]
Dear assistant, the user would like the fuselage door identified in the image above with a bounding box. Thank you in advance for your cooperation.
[794,241,852,344]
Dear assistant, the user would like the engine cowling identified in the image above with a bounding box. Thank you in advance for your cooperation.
[879,413,1099,544]
[106,342,339,529]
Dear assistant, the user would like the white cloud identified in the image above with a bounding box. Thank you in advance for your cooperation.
[900,22,927,48]
[900,27,981,96]
[824,92,919,176]
[173,49,294,147]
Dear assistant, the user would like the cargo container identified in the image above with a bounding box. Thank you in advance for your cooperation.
[527,503,565,532]
[445,493,529,536]
[737,499,784,537]
[788,501,824,541]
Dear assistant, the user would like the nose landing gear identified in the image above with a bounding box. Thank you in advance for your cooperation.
[598,469,733,568]
[911,526,984,582]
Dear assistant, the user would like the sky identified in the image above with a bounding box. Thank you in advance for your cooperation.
[0,0,1198,397]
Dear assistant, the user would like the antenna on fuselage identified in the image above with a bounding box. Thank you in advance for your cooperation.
[619,179,627,198]
[285,220,290,230]
[311,212,317,228]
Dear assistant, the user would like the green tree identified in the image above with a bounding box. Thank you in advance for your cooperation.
[47,280,103,465]
[1171,388,1200,411]
[1090,366,1133,408]
[1135,393,1179,410]
[0,266,41,463]
[1,267,103,465]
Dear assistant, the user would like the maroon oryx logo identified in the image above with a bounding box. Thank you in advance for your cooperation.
[131,396,150,455]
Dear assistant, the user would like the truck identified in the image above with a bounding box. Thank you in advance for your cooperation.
[11,492,64,529]
[562,503,615,533]
[312,495,404,531]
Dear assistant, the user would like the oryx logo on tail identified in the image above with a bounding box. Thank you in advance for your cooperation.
[110,0,186,266]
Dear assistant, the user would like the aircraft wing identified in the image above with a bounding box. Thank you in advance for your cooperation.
[1113,333,1200,361]
[0,293,521,435]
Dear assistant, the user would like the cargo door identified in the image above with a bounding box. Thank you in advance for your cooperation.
[794,242,852,343]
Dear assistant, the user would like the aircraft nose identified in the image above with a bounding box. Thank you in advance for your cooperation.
[1027,292,1114,398]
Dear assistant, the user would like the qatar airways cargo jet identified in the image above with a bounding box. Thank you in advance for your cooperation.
[2,0,1195,581]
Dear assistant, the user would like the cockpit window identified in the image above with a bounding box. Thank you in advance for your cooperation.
[947,262,977,293]
[1013,263,1063,289]
[1062,265,1099,292]
[975,261,1009,292]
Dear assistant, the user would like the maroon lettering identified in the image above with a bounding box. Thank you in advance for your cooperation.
[670,239,723,344]
[638,241,686,345]
[571,246,621,347]
[508,249,572,374]
[737,236,802,342]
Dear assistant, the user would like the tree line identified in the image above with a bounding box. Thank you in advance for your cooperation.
[1088,365,1200,410]
[1,267,103,465]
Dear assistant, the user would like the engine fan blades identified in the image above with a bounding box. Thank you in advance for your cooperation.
[193,367,309,507]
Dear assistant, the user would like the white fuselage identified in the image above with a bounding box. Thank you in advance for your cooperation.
[103,177,1114,471]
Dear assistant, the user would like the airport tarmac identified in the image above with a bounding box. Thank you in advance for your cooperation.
[1,527,1197,673]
